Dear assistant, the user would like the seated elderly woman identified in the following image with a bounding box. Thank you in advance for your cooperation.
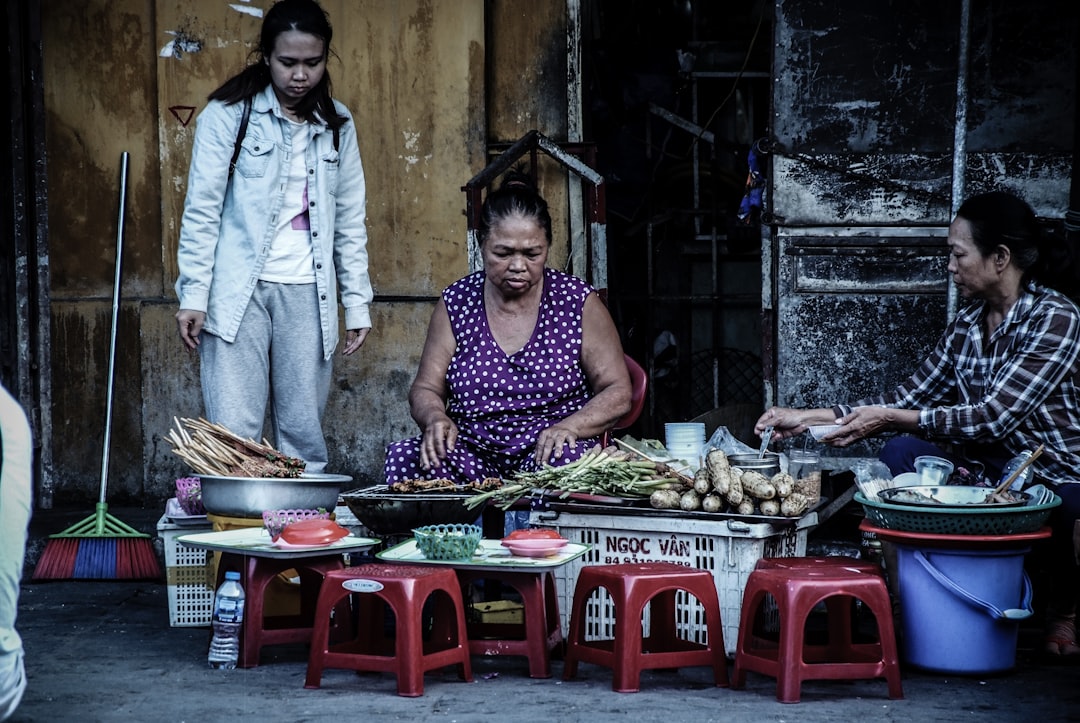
[383,171,632,501]
[754,190,1080,659]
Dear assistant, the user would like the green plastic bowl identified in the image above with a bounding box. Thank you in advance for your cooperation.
[413,523,482,560]
[855,491,1060,535]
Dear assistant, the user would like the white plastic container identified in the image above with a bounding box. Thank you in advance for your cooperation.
[157,514,214,627]
[529,508,817,656]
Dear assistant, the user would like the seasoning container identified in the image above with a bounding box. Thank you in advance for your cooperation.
[788,448,821,505]
[727,452,781,479]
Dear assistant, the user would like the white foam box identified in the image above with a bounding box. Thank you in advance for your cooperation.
[528,509,817,656]
[157,514,215,627]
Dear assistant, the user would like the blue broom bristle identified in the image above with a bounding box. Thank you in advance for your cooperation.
[73,538,117,579]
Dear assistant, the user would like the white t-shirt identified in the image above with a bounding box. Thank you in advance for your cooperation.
[259,120,316,283]
[0,387,30,720]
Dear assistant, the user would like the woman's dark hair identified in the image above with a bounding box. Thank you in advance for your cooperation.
[957,190,1077,294]
[478,170,553,245]
[208,0,345,131]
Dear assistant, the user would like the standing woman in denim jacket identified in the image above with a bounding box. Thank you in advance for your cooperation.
[175,0,372,473]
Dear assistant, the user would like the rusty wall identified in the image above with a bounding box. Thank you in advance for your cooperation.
[768,0,1077,458]
[43,0,488,504]
[486,0,574,270]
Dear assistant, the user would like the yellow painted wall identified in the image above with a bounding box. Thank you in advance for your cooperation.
[42,0,581,503]
[43,0,498,502]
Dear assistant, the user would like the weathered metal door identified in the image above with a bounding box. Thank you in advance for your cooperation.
[767,0,1077,458]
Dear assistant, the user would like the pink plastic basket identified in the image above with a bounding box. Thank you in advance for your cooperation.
[174,477,204,516]
[261,508,331,541]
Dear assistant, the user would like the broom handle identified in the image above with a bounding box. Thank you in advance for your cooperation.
[100,152,129,505]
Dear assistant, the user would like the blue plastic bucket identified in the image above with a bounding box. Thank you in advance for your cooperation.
[891,543,1033,674]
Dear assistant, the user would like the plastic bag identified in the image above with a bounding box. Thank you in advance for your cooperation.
[850,458,893,487]
[704,426,756,458]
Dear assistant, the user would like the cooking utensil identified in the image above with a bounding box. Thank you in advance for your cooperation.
[199,472,350,518]
[855,491,1059,535]
[757,426,774,458]
[991,444,1044,497]
[342,485,481,534]
[878,485,1031,509]
[727,452,781,478]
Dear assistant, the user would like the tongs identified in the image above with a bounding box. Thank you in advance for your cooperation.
[757,426,774,459]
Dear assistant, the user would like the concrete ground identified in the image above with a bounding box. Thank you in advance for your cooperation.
[10,505,1080,723]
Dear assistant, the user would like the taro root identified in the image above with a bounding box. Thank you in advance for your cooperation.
[680,490,703,511]
[702,494,724,513]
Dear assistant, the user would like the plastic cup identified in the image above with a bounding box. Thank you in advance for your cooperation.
[664,423,706,470]
[914,455,954,486]
[664,422,705,447]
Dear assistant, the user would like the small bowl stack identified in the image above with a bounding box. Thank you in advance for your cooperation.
[413,524,482,560]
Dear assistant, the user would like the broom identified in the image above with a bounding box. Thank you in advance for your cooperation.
[33,152,161,581]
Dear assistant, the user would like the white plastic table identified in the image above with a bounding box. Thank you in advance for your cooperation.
[177,528,380,667]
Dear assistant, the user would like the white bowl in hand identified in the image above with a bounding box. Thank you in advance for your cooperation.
[808,424,841,441]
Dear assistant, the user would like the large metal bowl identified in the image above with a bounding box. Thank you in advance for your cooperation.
[198,473,351,519]
[342,485,482,535]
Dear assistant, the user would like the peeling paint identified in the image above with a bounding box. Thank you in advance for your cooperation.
[229,3,263,19]
[160,30,203,59]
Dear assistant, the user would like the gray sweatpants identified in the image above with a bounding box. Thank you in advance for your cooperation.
[200,281,332,473]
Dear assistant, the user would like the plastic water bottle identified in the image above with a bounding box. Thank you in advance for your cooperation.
[998,450,1035,491]
[207,571,245,670]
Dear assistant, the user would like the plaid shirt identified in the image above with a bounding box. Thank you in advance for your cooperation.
[855,283,1080,485]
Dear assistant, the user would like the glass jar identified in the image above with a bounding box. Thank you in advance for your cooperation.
[788,449,822,504]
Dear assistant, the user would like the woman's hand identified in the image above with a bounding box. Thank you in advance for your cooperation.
[419,414,458,470]
[533,422,580,465]
[826,405,918,446]
[176,309,205,352]
[756,407,812,441]
[342,327,370,356]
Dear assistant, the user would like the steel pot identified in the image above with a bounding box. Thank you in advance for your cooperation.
[727,452,781,478]
[198,473,350,519]
[342,485,482,535]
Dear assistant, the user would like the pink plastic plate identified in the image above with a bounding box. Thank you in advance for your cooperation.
[500,538,570,558]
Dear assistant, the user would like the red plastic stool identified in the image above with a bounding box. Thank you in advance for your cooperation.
[456,569,562,678]
[216,552,346,668]
[304,563,472,697]
[731,565,903,703]
[562,562,729,692]
[755,556,884,656]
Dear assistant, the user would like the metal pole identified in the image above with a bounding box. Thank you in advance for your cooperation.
[947,0,971,320]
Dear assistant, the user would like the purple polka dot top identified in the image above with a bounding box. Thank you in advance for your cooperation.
[443,267,594,456]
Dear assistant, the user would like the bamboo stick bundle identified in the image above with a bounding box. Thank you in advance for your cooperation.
[164,417,306,477]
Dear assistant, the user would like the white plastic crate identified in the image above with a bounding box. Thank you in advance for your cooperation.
[529,509,817,656]
[157,514,214,627]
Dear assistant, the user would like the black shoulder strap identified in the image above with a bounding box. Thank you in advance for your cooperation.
[228,98,252,179]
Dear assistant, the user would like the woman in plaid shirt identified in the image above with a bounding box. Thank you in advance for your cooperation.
[756,190,1080,657]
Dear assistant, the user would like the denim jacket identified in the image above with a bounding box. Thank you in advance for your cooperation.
[175,85,372,360]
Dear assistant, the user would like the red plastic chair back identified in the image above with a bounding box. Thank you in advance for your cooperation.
[612,354,647,433]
